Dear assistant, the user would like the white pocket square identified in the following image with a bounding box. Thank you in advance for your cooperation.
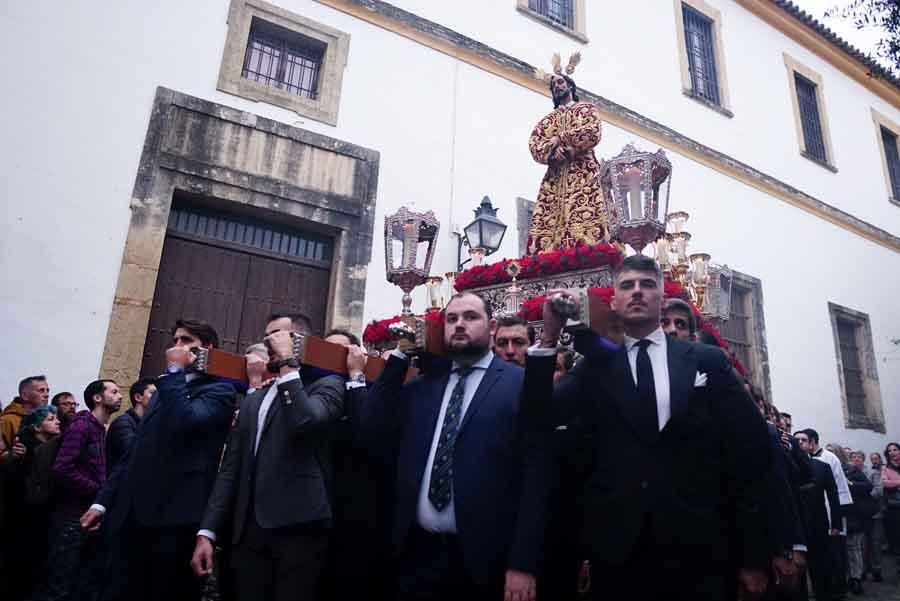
[694,372,708,387]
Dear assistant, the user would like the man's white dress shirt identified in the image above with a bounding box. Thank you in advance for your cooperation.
[414,350,494,534]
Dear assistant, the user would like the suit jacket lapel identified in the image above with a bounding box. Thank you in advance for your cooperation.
[666,338,695,425]
[458,357,504,435]
[410,372,451,487]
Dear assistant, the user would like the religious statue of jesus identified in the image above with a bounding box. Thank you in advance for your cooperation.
[527,53,607,255]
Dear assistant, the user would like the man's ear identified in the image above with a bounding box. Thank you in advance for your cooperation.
[488,318,497,335]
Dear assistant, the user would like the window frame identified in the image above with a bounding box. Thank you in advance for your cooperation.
[871,107,900,208]
[784,53,838,173]
[218,0,350,126]
[516,0,587,43]
[674,0,733,118]
[717,270,771,400]
[827,302,885,432]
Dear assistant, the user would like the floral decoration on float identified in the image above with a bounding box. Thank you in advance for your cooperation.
[453,242,623,291]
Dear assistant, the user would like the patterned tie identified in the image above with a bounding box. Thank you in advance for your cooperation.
[428,366,474,511]
[635,339,659,436]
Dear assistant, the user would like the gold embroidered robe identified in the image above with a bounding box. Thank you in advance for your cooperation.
[527,102,606,254]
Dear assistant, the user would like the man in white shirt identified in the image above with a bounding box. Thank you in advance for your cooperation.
[360,292,548,601]
[190,314,345,601]
[523,254,772,601]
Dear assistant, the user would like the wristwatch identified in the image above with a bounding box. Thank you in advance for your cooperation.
[780,550,794,561]
[267,357,300,372]
[350,372,366,385]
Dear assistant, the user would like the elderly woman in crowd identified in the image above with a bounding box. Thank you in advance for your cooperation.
[833,445,874,595]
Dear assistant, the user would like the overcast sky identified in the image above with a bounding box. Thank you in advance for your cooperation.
[791,0,886,65]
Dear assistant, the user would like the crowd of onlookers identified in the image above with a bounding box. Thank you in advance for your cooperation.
[1,272,899,601]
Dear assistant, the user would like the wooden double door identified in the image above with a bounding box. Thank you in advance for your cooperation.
[140,234,331,378]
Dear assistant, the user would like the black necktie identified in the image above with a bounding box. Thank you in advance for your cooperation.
[428,366,474,511]
[635,339,659,436]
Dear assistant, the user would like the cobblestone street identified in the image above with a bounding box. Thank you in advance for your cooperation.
[854,553,900,600]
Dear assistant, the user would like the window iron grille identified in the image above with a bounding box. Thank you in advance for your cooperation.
[881,126,900,200]
[795,73,827,163]
[836,318,867,417]
[682,5,721,106]
[528,0,574,29]
[168,205,333,263]
[241,18,325,100]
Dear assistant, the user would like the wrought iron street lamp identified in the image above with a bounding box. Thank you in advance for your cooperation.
[457,196,508,271]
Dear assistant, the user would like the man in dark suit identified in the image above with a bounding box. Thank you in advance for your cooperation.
[106,377,156,474]
[80,319,236,601]
[793,430,842,601]
[524,254,772,601]
[361,291,548,601]
[191,314,344,600]
[319,329,396,601]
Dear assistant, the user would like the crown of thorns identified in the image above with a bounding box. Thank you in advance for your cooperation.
[534,51,581,83]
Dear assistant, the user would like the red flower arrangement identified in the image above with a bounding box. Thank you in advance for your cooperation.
[454,242,623,291]
[515,280,746,376]
[362,310,443,346]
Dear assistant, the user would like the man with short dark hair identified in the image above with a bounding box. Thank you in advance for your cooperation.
[362,291,548,601]
[800,428,853,600]
[268,312,312,336]
[324,328,360,347]
[31,380,122,601]
[106,378,157,474]
[660,298,696,342]
[1,375,50,459]
[319,328,393,600]
[781,412,793,433]
[81,319,236,601]
[494,315,534,367]
[192,315,344,600]
[51,392,77,429]
[794,430,843,600]
[526,254,772,601]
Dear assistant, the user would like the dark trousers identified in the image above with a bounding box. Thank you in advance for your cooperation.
[29,519,102,601]
[230,517,329,601]
[102,517,201,601]
[884,507,900,553]
[397,526,501,601]
[806,536,834,601]
[589,521,725,601]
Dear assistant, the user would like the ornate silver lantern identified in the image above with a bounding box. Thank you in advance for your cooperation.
[384,207,440,315]
[600,144,673,253]
[705,264,733,321]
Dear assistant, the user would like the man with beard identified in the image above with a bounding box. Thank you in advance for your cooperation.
[360,292,548,601]
[526,53,607,254]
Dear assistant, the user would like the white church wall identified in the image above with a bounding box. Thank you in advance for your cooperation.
[0,0,897,448]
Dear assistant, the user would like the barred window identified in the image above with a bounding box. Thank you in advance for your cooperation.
[836,318,867,418]
[721,285,753,376]
[795,73,827,163]
[528,0,574,29]
[682,4,720,105]
[242,17,325,100]
[881,126,900,200]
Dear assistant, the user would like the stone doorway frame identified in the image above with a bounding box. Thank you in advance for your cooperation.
[99,87,379,387]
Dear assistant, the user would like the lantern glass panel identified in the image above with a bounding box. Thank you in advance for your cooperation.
[652,170,671,222]
[480,220,506,252]
[463,219,483,249]
[616,161,645,220]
